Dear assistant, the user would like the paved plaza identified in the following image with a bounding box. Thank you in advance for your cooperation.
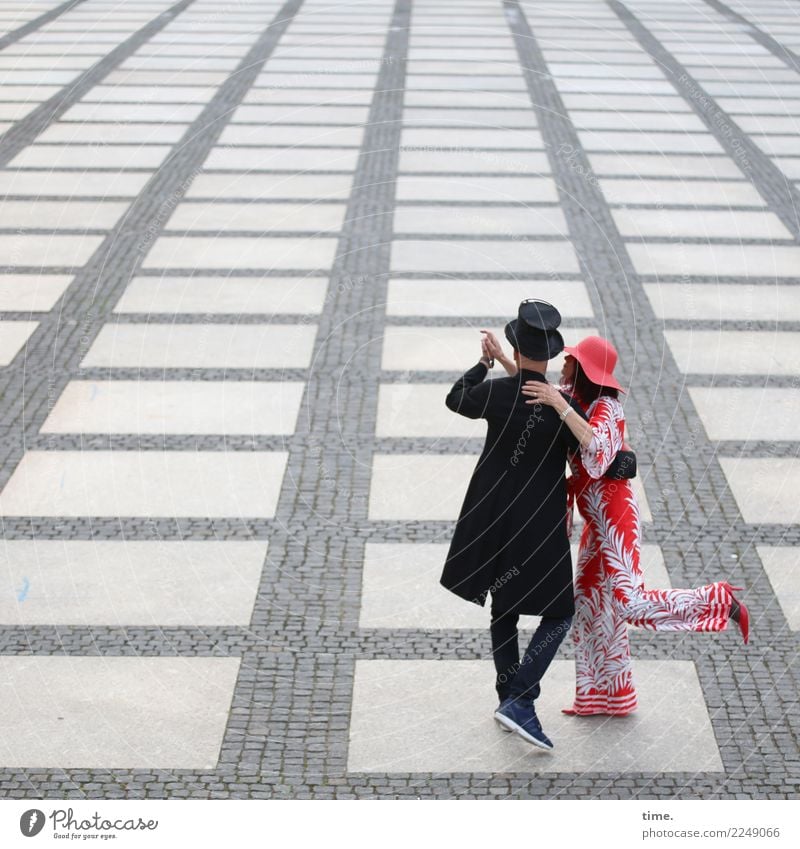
[0,0,798,799]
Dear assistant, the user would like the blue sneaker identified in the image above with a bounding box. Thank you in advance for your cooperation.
[494,697,554,750]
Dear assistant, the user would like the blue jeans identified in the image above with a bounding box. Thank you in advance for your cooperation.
[490,603,572,702]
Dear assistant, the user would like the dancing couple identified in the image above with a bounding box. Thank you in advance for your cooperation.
[440,299,748,750]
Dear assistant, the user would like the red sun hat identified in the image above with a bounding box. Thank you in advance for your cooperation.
[563,335,625,392]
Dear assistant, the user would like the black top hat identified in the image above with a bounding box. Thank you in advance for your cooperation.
[504,299,565,360]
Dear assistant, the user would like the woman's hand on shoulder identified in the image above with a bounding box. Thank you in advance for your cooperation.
[521,381,563,408]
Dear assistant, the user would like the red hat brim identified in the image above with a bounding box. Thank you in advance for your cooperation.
[563,344,625,392]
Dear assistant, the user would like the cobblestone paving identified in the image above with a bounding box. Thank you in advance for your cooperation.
[0,0,798,799]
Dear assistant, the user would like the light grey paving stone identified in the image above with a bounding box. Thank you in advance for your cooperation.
[393,205,567,236]
[719,458,800,524]
[0,540,267,627]
[600,178,766,207]
[142,236,338,271]
[613,208,792,239]
[715,97,800,115]
[381,326,595,373]
[561,93,691,111]
[578,130,724,154]
[114,275,328,315]
[166,201,347,233]
[0,656,240,768]
[103,70,231,86]
[0,69,79,84]
[0,234,103,267]
[255,73,378,89]
[0,274,72,311]
[406,60,522,76]
[0,170,151,197]
[401,127,544,149]
[0,103,37,121]
[368,454,473,520]
[771,157,800,179]
[749,135,800,156]
[218,124,364,146]
[60,102,205,122]
[358,543,669,628]
[402,107,538,128]
[8,144,172,169]
[347,660,723,772]
[757,546,800,631]
[570,111,708,131]
[243,87,374,105]
[233,103,369,124]
[689,388,800,441]
[385,279,593,317]
[665,330,800,375]
[391,239,579,274]
[403,90,531,107]
[733,115,800,134]
[41,380,306,435]
[0,450,289,518]
[81,323,317,369]
[38,122,189,144]
[398,149,549,174]
[0,200,130,230]
[395,175,557,202]
[82,85,218,103]
[0,320,38,365]
[375,384,486,439]
[588,153,745,179]
[405,74,528,91]
[547,62,667,80]
[187,172,353,200]
[629,244,800,278]
[203,146,360,171]
[555,78,676,95]
[644,282,800,322]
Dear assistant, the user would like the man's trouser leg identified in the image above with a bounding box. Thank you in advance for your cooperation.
[489,603,520,702]
[507,616,573,702]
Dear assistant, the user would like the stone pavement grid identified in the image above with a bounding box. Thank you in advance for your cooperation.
[0,0,798,800]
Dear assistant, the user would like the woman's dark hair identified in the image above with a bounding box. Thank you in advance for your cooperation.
[571,361,619,407]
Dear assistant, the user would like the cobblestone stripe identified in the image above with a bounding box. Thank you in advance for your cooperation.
[701,0,800,74]
[0,0,88,50]
[0,0,197,166]
[0,0,303,486]
[608,0,800,241]
[505,0,796,795]
[229,0,411,789]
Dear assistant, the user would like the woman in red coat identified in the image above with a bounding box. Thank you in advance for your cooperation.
[520,336,749,716]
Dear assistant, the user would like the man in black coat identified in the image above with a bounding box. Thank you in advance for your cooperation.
[440,300,584,750]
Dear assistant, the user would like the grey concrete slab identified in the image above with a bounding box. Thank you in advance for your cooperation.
[348,660,723,772]
[165,201,347,233]
[629,244,800,278]
[588,153,745,179]
[41,380,306,435]
[0,200,129,230]
[81,323,318,369]
[0,656,240,768]
[0,169,151,197]
[0,320,38,365]
[689,388,800,441]
[0,274,72,312]
[385,279,593,317]
[720,458,800,524]
[665,330,800,375]
[0,450,289,518]
[390,239,580,274]
[0,234,103,267]
[393,205,567,237]
[395,175,557,202]
[644,282,800,322]
[757,546,800,630]
[613,208,792,239]
[114,275,328,315]
[0,540,267,627]
[600,178,766,207]
[142,236,338,271]
[186,172,353,200]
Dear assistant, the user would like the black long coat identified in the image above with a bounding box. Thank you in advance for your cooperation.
[440,363,583,617]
